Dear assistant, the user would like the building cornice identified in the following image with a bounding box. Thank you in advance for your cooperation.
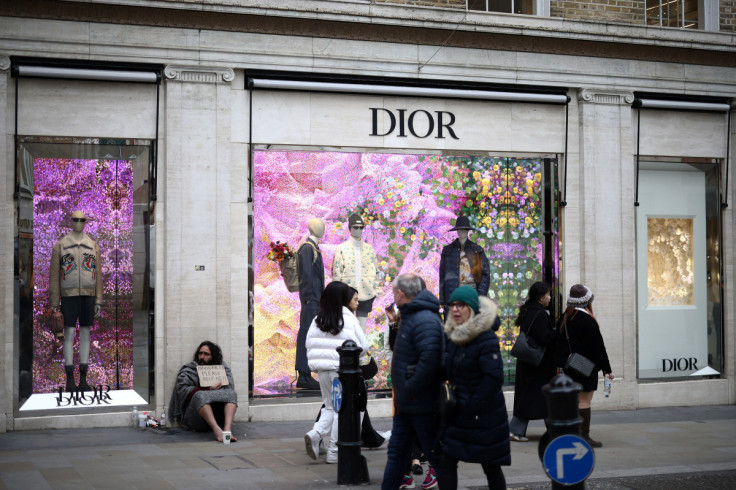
[0,0,734,67]
[164,65,235,84]
[578,89,635,105]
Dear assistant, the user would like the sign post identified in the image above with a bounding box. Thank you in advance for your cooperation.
[543,434,595,486]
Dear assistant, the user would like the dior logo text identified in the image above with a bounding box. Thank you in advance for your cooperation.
[662,358,698,372]
[370,108,459,139]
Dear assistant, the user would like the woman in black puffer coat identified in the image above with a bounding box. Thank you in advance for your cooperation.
[438,286,510,490]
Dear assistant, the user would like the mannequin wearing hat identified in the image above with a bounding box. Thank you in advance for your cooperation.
[49,211,103,392]
[295,218,325,390]
[439,215,490,312]
[332,214,378,331]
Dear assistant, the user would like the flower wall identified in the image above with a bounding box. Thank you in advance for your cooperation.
[253,150,552,394]
[32,158,134,392]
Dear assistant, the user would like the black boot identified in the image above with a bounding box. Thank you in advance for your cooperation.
[64,365,76,392]
[580,407,602,447]
[78,363,92,392]
[296,371,320,390]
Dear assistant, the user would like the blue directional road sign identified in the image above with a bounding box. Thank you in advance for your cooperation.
[543,434,595,485]
[331,378,343,413]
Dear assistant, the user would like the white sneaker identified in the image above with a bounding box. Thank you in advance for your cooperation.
[325,451,338,464]
[304,430,320,460]
[509,432,529,442]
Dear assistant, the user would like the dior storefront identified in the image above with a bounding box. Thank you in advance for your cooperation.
[1,10,734,430]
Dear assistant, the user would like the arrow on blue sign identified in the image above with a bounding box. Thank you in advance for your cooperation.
[555,441,588,479]
[543,434,595,485]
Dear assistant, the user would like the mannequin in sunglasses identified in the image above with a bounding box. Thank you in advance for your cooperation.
[49,210,103,392]
[332,214,378,331]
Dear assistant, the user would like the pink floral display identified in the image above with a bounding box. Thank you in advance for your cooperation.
[32,158,134,393]
[253,150,554,394]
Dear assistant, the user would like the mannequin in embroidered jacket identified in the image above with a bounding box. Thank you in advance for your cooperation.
[439,215,490,313]
[295,218,325,391]
[331,214,378,331]
[49,211,103,393]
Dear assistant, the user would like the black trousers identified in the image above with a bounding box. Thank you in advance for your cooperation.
[438,454,505,490]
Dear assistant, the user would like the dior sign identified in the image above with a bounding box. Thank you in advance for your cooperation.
[662,357,698,372]
[370,108,459,139]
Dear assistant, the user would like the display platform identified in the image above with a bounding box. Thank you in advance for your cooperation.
[20,389,147,411]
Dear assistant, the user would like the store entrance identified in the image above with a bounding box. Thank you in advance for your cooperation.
[251,151,558,396]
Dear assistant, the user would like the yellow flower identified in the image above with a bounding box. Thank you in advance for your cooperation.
[387,191,394,198]
[482,216,492,225]
[497,217,508,226]
[493,164,500,171]
[400,226,406,234]
[378,198,385,205]
[397,182,404,189]
[480,202,487,209]
[380,260,388,267]
[473,170,481,180]
[535,172,542,182]
[335,223,343,229]
[481,178,490,187]
[411,234,417,240]
[525,217,534,225]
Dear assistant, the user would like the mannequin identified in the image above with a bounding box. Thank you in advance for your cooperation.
[439,215,490,312]
[332,214,378,331]
[49,211,103,392]
[295,218,325,390]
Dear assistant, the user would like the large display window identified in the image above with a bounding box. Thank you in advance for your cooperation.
[15,137,155,411]
[636,160,724,379]
[252,149,558,396]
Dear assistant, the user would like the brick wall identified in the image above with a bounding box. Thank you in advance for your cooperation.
[550,1,645,24]
[373,0,465,7]
[722,0,736,32]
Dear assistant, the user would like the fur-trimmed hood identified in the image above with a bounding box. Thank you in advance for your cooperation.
[444,295,499,345]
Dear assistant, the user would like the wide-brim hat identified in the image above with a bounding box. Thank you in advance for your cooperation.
[449,215,475,232]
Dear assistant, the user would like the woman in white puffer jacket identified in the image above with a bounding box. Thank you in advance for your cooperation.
[304,281,368,463]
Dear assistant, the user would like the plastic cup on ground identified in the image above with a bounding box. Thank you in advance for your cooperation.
[222,431,231,444]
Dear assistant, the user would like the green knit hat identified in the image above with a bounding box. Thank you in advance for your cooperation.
[448,286,479,313]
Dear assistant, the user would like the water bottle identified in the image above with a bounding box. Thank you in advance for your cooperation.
[132,406,138,428]
[159,408,166,428]
[139,411,147,428]
[604,378,611,397]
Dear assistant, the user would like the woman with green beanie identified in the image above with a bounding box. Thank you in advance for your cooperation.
[437,286,510,490]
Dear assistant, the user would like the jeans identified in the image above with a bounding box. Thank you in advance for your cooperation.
[438,454,506,490]
[509,415,529,436]
[381,412,440,490]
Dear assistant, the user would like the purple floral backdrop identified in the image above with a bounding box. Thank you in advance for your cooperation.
[253,151,550,394]
[32,158,134,392]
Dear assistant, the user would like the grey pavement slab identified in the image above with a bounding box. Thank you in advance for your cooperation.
[0,405,734,489]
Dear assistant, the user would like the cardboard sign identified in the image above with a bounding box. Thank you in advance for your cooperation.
[196,365,229,387]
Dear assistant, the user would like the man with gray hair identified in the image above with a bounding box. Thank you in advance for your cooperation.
[382,273,444,489]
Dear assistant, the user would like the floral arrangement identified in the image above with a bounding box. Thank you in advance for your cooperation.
[267,241,295,262]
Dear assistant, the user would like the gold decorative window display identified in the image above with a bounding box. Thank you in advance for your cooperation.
[647,218,694,306]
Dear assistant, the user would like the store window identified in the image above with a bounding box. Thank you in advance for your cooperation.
[15,137,155,411]
[646,0,699,28]
[250,149,558,396]
[636,160,723,379]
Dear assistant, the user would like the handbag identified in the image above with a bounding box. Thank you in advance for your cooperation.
[510,311,545,366]
[439,380,457,425]
[562,317,595,377]
[360,356,378,380]
[50,311,65,338]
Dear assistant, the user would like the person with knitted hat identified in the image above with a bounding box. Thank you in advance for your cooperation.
[438,286,510,489]
[554,284,614,448]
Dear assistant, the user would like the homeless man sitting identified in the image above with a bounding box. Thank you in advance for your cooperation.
[168,341,238,442]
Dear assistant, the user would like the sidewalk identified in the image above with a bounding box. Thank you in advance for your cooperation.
[0,405,734,489]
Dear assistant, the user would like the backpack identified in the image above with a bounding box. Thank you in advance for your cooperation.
[279,241,318,293]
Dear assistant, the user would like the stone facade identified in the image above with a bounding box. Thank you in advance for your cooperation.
[0,0,734,430]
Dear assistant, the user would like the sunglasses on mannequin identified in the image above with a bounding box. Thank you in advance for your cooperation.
[351,226,364,230]
[72,218,87,223]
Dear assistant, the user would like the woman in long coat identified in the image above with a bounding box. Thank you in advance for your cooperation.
[438,286,510,490]
[555,284,614,447]
[509,282,557,442]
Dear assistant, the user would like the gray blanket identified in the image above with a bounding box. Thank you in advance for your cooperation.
[168,361,237,431]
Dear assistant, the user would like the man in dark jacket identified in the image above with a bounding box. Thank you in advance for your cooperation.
[439,215,490,311]
[381,274,444,490]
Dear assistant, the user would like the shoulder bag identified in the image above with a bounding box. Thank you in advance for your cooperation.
[510,311,545,366]
[50,311,65,338]
[439,380,457,426]
[562,317,595,377]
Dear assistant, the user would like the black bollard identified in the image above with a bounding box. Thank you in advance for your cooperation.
[539,373,592,489]
[336,340,370,485]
